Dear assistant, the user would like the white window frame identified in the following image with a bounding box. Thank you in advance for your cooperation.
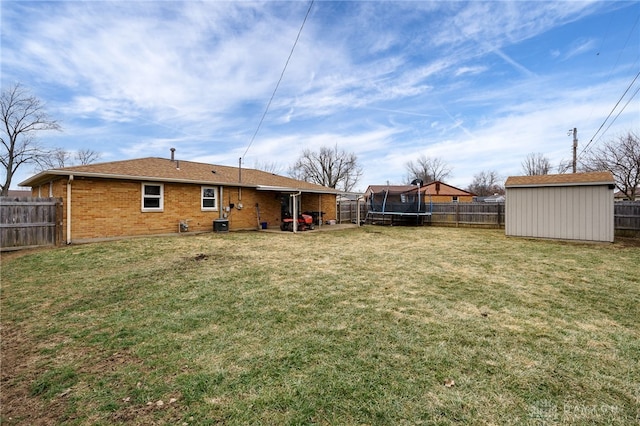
[141,183,164,212]
[452,196,459,203]
[201,186,218,211]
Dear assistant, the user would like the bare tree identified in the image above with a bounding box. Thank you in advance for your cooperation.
[75,148,101,165]
[581,131,639,200]
[1,83,61,195]
[405,155,452,183]
[467,170,504,196]
[35,147,101,172]
[288,145,363,192]
[253,160,283,175]
[36,147,71,170]
[556,159,573,174]
[521,152,551,176]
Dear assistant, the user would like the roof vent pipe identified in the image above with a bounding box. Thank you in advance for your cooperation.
[170,148,176,161]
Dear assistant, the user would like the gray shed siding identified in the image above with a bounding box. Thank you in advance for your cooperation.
[505,184,614,242]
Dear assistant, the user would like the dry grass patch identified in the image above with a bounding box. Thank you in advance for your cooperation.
[1,226,639,425]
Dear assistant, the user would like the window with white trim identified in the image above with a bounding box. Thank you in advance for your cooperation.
[452,196,459,203]
[201,186,218,211]
[142,183,164,212]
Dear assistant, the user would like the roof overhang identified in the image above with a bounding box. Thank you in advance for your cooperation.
[20,171,342,195]
[19,170,256,188]
[256,185,341,195]
[505,181,615,189]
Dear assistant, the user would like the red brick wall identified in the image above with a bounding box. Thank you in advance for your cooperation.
[222,189,337,229]
[301,194,335,224]
[427,195,474,203]
[222,186,282,230]
[34,177,337,241]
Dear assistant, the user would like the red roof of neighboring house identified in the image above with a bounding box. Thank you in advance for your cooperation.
[505,171,614,187]
[420,181,475,196]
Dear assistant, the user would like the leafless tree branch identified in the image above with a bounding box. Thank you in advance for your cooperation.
[521,152,551,176]
[1,83,61,195]
[288,145,363,192]
[581,130,640,200]
[405,155,452,183]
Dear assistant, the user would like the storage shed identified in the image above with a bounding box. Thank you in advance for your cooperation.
[505,172,615,242]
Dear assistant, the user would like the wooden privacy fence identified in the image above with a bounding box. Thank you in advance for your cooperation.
[614,201,640,236]
[338,200,367,224]
[339,200,640,234]
[429,202,504,228]
[422,202,640,231]
[0,197,62,251]
[345,201,505,228]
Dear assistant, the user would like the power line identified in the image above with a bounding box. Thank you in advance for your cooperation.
[582,12,639,147]
[242,0,314,161]
[579,68,640,159]
[596,83,640,143]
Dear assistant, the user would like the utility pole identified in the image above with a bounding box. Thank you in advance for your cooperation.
[570,128,578,173]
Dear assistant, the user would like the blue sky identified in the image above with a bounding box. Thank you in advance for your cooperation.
[2,1,639,191]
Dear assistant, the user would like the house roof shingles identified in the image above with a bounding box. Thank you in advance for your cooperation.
[505,171,614,188]
[20,157,341,194]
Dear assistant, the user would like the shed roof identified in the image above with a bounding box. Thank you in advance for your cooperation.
[505,172,614,188]
[20,157,341,194]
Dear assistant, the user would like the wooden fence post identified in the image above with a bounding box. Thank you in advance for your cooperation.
[56,198,63,246]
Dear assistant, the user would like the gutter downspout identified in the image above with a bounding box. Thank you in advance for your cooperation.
[238,158,242,202]
[66,175,73,244]
[219,187,224,218]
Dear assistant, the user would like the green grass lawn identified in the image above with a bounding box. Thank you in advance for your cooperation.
[1,226,639,425]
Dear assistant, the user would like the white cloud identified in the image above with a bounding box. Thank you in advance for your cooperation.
[562,37,598,60]
[2,0,638,192]
[454,66,488,77]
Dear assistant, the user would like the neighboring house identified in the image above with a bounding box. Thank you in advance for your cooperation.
[420,181,475,203]
[505,172,615,243]
[614,187,640,201]
[19,155,340,243]
[4,190,32,198]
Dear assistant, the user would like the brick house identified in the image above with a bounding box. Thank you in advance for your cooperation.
[420,181,475,203]
[20,156,340,243]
